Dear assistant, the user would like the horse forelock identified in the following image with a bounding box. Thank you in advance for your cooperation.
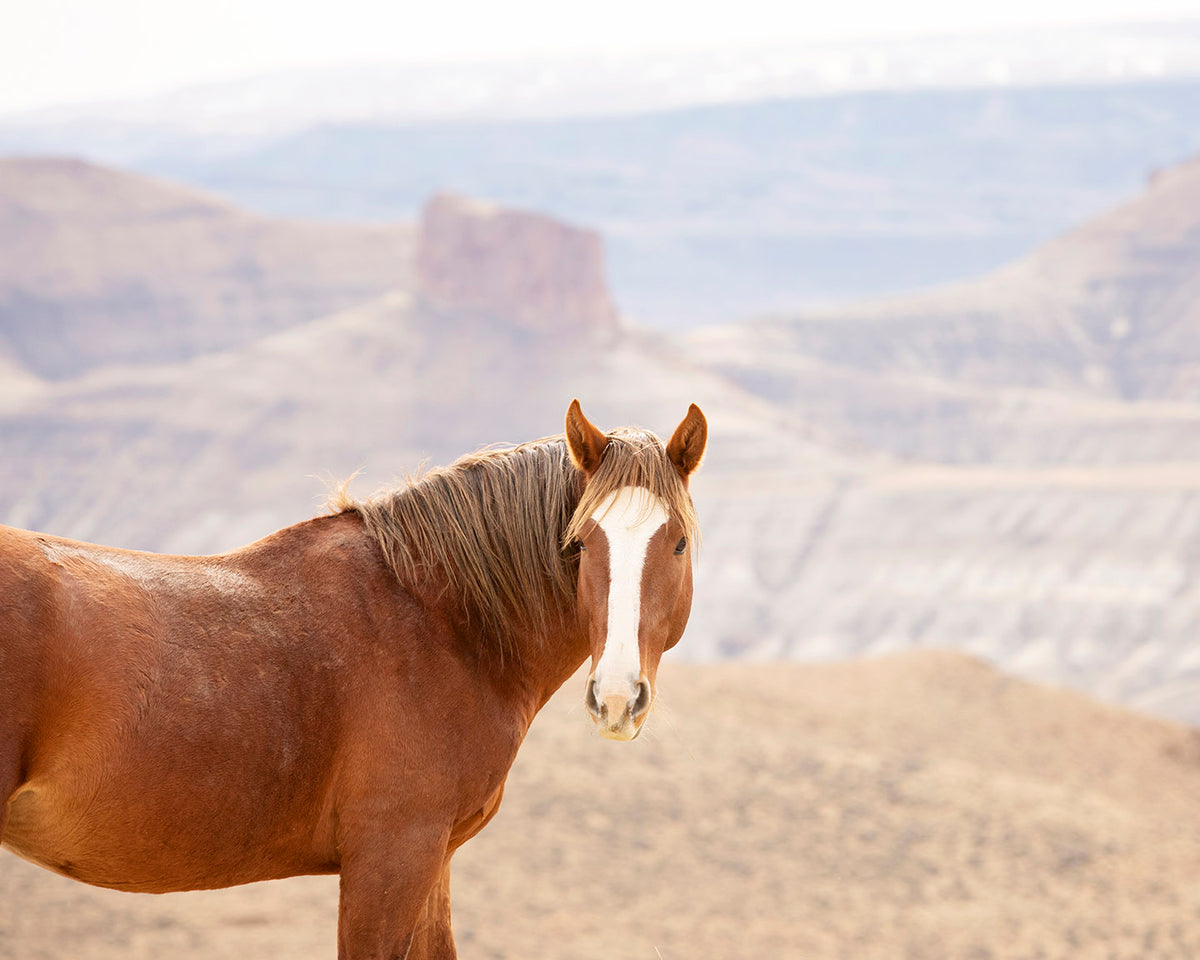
[334,428,699,658]
[563,428,699,550]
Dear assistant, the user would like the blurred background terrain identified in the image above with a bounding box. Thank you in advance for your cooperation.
[4,4,1200,957]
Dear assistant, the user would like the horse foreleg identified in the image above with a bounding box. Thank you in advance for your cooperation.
[406,862,455,960]
[0,735,21,842]
[336,825,451,960]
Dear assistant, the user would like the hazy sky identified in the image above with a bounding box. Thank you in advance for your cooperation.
[4,0,1200,114]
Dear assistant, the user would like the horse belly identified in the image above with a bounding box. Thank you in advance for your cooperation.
[3,755,336,892]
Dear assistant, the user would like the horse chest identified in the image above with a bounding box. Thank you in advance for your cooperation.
[449,782,507,851]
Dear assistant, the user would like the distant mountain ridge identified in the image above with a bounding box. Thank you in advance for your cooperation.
[6,21,1200,134]
[690,151,1200,461]
[135,81,1200,330]
[0,157,415,378]
[6,79,1200,328]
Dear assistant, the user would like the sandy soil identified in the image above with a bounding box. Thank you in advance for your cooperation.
[4,650,1200,959]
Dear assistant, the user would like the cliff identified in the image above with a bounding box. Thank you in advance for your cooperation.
[415,193,619,338]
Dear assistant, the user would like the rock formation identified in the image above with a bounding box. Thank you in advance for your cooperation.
[415,193,619,338]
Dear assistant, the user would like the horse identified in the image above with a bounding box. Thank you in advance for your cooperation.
[0,399,707,959]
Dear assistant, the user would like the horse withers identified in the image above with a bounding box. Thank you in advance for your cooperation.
[0,400,707,959]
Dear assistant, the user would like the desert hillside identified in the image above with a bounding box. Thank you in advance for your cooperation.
[3,652,1199,959]
[672,154,1200,718]
[690,152,1200,460]
[0,157,415,377]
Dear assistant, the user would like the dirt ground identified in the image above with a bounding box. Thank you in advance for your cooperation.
[5,651,1200,959]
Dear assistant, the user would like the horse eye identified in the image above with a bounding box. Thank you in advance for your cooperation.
[674,537,687,555]
[575,539,587,552]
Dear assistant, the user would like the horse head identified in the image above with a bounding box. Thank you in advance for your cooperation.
[565,399,707,741]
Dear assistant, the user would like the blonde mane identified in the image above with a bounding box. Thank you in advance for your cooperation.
[334,429,699,657]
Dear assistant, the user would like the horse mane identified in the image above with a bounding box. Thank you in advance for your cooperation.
[332,429,699,657]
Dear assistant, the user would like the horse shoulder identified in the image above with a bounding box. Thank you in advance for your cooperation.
[0,526,62,815]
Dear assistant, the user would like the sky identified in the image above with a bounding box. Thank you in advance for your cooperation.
[4,0,1200,115]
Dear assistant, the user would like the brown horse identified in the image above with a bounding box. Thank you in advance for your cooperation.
[0,400,707,959]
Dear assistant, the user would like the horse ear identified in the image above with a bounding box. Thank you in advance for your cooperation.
[666,404,707,478]
[565,399,608,476]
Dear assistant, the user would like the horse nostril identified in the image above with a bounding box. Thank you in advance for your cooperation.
[585,679,602,720]
[631,680,652,720]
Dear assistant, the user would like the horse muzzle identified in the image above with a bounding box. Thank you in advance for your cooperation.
[585,674,653,741]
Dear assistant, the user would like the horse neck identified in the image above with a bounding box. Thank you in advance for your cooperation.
[466,601,591,727]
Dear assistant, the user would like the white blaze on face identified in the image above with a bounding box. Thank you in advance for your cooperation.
[591,486,669,696]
